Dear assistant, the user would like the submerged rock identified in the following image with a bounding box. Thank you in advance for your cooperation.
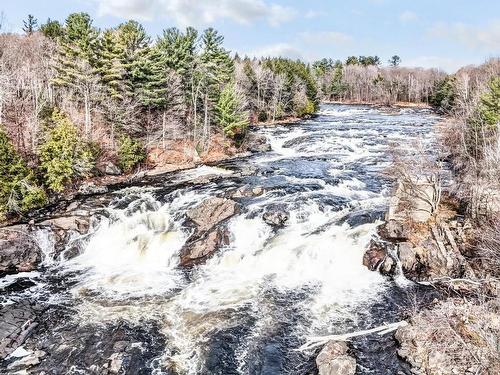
[0,225,41,274]
[316,341,356,375]
[187,197,239,233]
[262,207,289,227]
[228,185,265,199]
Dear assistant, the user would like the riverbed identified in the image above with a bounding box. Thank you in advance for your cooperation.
[0,104,441,374]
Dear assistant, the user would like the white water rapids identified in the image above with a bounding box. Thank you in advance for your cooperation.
[3,104,440,374]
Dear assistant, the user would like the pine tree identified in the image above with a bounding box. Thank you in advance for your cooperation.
[115,20,150,98]
[215,82,249,140]
[98,29,125,100]
[22,14,38,36]
[133,46,168,108]
[53,13,101,136]
[40,18,63,40]
[477,77,500,129]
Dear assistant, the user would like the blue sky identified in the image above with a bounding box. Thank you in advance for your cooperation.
[1,0,499,72]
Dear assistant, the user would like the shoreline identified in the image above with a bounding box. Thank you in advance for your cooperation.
[323,100,433,109]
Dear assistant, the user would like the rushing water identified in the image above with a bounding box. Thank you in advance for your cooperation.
[1,104,440,374]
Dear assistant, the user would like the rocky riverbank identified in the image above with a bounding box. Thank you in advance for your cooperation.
[359,184,500,375]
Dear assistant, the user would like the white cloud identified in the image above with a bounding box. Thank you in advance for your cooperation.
[304,10,325,19]
[429,21,500,51]
[244,43,303,60]
[404,56,478,73]
[298,31,353,45]
[399,11,418,23]
[93,0,297,26]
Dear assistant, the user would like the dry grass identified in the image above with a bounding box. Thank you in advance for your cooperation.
[396,299,500,375]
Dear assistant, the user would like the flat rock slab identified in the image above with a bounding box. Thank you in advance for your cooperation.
[187,197,239,233]
[0,301,42,360]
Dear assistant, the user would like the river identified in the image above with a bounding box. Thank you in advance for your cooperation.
[1,103,441,374]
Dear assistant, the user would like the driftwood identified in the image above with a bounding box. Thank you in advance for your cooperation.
[298,321,408,351]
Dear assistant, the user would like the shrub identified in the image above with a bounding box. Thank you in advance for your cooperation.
[296,98,316,117]
[0,127,47,217]
[39,109,97,192]
[117,135,145,172]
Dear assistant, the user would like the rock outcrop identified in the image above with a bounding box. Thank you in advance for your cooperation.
[316,341,356,375]
[0,301,42,360]
[180,197,239,266]
[186,197,239,233]
[0,225,41,275]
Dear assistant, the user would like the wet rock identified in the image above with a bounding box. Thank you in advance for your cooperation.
[38,215,90,234]
[187,197,239,233]
[229,185,264,199]
[180,227,230,266]
[245,133,271,153]
[363,239,387,271]
[20,308,166,375]
[0,301,42,360]
[262,207,289,227]
[0,225,41,274]
[6,349,46,371]
[377,220,410,241]
[316,341,356,375]
[78,182,109,195]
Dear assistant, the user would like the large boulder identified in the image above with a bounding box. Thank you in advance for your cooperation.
[0,225,41,274]
[363,239,387,272]
[316,341,356,375]
[245,133,271,153]
[187,197,239,233]
[180,228,230,266]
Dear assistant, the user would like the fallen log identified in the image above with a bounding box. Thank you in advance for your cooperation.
[298,321,408,351]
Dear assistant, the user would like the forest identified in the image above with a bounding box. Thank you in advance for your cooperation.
[0,12,493,220]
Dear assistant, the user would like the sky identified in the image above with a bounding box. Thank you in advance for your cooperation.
[1,0,499,72]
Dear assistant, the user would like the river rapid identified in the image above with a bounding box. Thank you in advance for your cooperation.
[1,104,441,374]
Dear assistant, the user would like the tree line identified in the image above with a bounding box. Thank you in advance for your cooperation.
[0,13,319,218]
[313,56,446,104]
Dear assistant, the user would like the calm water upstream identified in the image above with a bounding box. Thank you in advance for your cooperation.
[1,104,441,374]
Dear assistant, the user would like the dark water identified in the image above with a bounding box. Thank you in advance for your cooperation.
[1,104,441,374]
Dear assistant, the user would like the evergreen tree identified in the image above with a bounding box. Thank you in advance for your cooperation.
[389,55,401,67]
[477,77,500,129]
[98,29,126,100]
[22,14,38,36]
[39,110,96,192]
[53,13,101,136]
[215,82,249,139]
[0,127,46,217]
[115,20,151,97]
[200,27,234,97]
[133,46,168,108]
[40,18,63,40]
[346,56,359,65]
